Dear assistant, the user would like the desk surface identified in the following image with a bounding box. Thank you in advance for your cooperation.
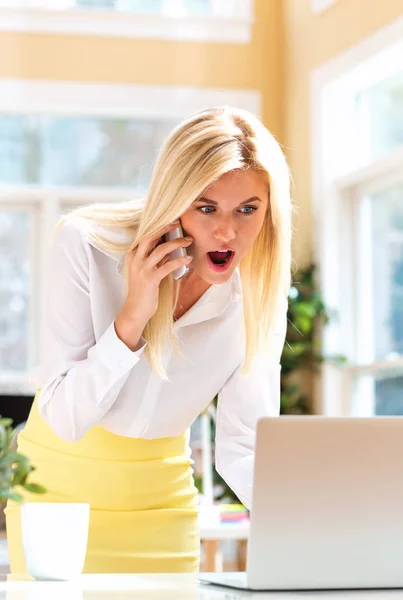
[2,574,403,600]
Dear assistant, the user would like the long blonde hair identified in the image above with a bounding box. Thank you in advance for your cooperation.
[60,106,293,379]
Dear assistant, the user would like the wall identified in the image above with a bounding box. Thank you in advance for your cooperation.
[284,0,403,266]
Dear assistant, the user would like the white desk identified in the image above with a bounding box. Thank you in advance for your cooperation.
[2,574,403,600]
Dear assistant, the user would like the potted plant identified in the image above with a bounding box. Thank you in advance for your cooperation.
[0,416,46,525]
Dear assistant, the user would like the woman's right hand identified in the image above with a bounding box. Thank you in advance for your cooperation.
[114,223,193,350]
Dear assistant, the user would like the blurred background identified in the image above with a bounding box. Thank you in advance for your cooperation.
[0,0,402,572]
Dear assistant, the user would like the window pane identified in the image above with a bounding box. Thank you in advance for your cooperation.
[376,374,403,415]
[353,373,403,416]
[0,115,178,190]
[355,70,403,161]
[358,183,403,362]
[76,0,163,10]
[0,0,213,15]
[0,116,41,184]
[76,0,212,15]
[371,184,403,360]
[0,211,32,372]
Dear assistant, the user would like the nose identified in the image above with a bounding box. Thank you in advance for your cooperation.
[212,216,237,244]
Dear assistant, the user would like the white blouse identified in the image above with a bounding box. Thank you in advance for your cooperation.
[33,218,287,508]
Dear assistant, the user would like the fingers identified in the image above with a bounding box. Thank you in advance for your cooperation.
[137,222,181,260]
[156,255,193,281]
[126,222,194,284]
[148,237,193,268]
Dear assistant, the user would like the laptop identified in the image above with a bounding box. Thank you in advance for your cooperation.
[200,416,403,591]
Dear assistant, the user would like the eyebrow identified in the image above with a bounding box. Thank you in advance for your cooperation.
[194,196,262,206]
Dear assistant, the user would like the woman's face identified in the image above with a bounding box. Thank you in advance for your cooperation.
[180,169,269,285]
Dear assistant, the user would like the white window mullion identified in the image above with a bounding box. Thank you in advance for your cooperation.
[338,186,357,364]
[352,375,376,417]
[320,363,352,416]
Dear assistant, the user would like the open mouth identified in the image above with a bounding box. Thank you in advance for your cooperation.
[207,250,235,272]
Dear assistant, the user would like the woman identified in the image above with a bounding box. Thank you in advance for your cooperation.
[6,106,292,574]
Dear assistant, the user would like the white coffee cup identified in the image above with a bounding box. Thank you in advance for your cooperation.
[21,502,90,581]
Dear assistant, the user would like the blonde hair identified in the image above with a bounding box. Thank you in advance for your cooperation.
[59,106,293,379]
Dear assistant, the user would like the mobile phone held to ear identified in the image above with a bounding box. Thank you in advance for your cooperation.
[163,222,189,280]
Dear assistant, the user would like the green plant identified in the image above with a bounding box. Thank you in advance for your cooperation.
[0,417,46,503]
[281,263,346,414]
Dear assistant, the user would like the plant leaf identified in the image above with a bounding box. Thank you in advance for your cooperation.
[12,469,29,487]
[23,483,47,494]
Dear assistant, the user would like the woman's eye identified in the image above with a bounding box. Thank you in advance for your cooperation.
[198,205,257,215]
[240,206,258,215]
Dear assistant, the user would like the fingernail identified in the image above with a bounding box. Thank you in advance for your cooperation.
[185,237,193,242]
[186,256,193,261]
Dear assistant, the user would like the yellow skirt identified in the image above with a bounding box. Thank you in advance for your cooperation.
[5,392,199,574]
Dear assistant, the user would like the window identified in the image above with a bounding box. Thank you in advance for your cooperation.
[0,0,213,16]
[375,375,403,415]
[0,78,260,394]
[357,184,403,363]
[0,0,253,43]
[355,70,403,162]
[0,115,177,190]
[345,178,403,417]
[311,17,403,416]
[0,210,34,373]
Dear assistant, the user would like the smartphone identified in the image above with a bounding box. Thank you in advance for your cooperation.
[163,222,189,280]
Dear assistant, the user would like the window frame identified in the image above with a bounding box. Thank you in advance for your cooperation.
[0,79,260,118]
[0,0,254,44]
[310,15,403,416]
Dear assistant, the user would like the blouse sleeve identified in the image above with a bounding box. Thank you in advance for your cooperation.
[214,301,288,509]
[33,221,147,442]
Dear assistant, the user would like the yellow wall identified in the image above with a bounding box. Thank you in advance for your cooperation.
[284,0,403,266]
[0,0,283,140]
